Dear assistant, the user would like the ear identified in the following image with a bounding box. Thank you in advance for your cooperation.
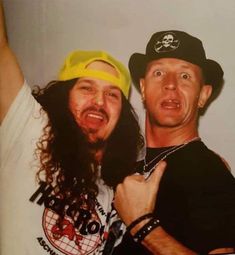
[198,85,213,108]
[140,78,145,101]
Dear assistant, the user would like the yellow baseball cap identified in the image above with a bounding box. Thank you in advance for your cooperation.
[58,50,131,98]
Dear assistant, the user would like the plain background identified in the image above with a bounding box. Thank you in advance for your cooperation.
[2,0,235,176]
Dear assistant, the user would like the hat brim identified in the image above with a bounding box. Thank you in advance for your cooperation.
[129,53,224,94]
[202,59,224,93]
[129,53,150,92]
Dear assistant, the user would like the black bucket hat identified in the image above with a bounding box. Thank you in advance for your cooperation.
[129,30,223,94]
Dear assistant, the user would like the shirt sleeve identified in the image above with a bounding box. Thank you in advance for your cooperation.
[184,157,235,253]
[0,80,45,167]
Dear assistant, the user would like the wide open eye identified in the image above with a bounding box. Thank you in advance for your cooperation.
[181,72,191,80]
[153,70,164,77]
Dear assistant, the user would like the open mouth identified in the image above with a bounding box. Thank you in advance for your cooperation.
[82,109,109,130]
[87,113,104,121]
[161,99,181,109]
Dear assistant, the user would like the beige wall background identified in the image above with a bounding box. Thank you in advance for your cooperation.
[3,0,235,175]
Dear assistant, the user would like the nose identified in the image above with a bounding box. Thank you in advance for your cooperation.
[164,73,177,90]
[93,91,105,106]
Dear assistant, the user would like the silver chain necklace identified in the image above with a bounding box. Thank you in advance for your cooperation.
[143,137,201,179]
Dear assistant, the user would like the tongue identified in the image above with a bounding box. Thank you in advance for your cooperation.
[84,113,104,129]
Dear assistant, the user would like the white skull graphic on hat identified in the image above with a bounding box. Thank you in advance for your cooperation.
[154,32,180,53]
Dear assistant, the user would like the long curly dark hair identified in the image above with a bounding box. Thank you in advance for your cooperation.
[33,79,144,208]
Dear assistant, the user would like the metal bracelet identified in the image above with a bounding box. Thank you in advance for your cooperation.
[126,213,154,233]
[133,217,160,243]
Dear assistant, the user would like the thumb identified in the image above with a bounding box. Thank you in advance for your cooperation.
[148,160,167,185]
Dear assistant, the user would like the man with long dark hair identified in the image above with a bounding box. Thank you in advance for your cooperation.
[0,3,146,254]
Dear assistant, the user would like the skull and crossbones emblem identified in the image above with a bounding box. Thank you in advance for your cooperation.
[154,32,180,53]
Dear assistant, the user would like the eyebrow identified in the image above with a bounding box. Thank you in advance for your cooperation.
[177,64,194,70]
[147,62,198,72]
[108,85,121,91]
[77,79,121,91]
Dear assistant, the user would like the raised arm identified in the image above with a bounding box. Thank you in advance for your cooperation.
[0,1,24,123]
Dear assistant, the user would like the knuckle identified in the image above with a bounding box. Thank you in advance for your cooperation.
[116,183,122,192]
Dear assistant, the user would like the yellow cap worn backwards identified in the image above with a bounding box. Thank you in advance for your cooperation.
[58,50,131,98]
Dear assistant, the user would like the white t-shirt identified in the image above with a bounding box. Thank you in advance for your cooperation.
[0,81,124,255]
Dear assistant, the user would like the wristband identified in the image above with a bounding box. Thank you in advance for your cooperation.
[133,217,160,243]
[126,213,154,233]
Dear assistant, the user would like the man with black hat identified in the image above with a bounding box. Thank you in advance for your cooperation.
[114,30,235,254]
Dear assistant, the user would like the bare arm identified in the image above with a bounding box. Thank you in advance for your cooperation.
[0,1,24,123]
[114,161,234,255]
[136,226,233,255]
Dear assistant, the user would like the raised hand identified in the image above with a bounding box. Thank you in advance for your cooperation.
[114,160,166,227]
